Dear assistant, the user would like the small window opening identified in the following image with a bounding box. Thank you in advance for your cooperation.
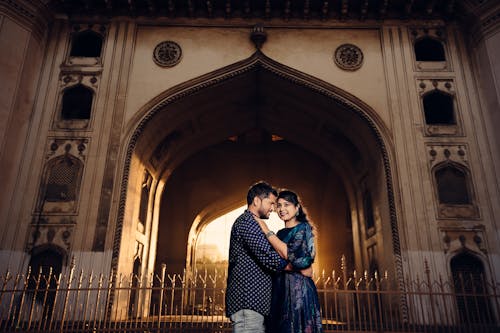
[70,30,103,57]
[436,166,470,205]
[423,91,455,125]
[61,85,93,120]
[414,37,445,61]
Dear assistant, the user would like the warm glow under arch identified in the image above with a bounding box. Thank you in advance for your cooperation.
[190,205,288,272]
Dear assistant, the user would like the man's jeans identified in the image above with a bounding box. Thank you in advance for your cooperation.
[230,309,265,333]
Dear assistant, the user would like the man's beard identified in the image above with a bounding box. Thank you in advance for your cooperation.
[258,209,269,219]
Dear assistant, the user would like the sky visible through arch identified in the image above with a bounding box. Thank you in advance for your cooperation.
[196,205,285,262]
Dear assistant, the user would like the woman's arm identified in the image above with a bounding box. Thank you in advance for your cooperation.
[255,218,288,259]
[255,218,314,277]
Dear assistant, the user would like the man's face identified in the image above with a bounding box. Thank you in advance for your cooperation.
[256,193,277,219]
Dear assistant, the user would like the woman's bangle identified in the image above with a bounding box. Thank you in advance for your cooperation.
[265,230,275,238]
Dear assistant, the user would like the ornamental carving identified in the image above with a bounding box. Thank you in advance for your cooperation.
[153,41,182,67]
[26,224,74,254]
[334,44,363,71]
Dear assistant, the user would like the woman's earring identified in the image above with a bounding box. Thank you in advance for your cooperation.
[295,211,299,217]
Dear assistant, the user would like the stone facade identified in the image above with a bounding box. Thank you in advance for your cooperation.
[0,1,499,290]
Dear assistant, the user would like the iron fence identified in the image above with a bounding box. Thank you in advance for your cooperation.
[0,259,498,332]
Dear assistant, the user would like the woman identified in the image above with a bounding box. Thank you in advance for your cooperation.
[256,190,323,333]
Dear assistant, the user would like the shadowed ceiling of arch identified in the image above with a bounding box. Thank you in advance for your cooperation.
[135,64,381,182]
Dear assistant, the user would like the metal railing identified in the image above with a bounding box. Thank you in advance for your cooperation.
[0,259,498,332]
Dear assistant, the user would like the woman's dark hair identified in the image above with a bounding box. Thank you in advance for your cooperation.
[278,189,317,235]
[247,181,278,205]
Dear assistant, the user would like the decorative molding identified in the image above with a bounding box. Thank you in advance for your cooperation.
[334,43,363,71]
[45,137,89,162]
[26,224,74,255]
[426,143,468,169]
[59,72,100,90]
[417,78,455,96]
[440,226,487,255]
[153,41,182,67]
[250,23,267,50]
[409,26,447,43]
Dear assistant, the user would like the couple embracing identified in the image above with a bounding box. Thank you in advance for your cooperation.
[225,181,323,333]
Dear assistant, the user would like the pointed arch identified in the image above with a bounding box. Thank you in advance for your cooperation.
[432,161,473,205]
[450,251,494,323]
[112,51,403,290]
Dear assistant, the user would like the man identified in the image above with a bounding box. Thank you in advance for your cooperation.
[225,181,286,333]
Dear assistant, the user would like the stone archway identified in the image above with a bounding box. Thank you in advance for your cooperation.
[114,51,401,286]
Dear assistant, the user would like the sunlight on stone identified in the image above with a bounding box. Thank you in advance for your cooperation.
[196,205,285,263]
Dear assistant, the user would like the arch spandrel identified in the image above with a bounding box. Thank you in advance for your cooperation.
[126,52,393,174]
[116,51,401,285]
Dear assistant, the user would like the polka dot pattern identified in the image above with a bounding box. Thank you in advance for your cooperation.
[225,210,287,317]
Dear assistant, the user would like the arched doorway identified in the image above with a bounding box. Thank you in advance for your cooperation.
[451,252,494,323]
[114,52,400,289]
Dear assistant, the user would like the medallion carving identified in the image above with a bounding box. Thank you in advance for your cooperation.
[334,44,363,71]
[153,41,182,67]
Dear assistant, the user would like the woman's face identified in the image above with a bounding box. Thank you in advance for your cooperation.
[277,198,299,222]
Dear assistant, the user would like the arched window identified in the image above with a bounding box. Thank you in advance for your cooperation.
[435,165,470,205]
[61,85,93,120]
[70,30,103,57]
[414,37,446,61]
[423,91,455,125]
[451,252,493,323]
[44,155,83,205]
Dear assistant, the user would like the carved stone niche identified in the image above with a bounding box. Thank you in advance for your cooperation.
[440,226,487,255]
[26,224,74,254]
[427,144,479,219]
[65,24,107,67]
[54,74,99,131]
[417,79,462,137]
[35,139,88,215]
[410,27,450,71]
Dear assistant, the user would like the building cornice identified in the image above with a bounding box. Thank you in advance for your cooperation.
[46,0,459,22]
[0,0,52,43]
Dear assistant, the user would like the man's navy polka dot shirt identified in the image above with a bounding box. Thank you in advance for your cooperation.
[225,210,287,317]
